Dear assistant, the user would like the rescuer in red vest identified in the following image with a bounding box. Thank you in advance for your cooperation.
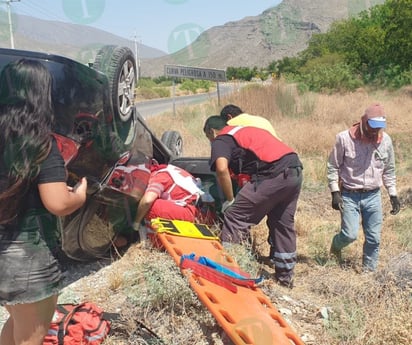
[203,115,303,288]
[134,163,202,223]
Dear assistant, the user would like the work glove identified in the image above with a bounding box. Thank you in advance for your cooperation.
[132,221,141,232]
[390,195,401,215]
[331,191,343,212]
[133,221,148,241]
[221,199,235,213]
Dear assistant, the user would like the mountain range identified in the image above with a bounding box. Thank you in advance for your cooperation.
[0,0,384,78]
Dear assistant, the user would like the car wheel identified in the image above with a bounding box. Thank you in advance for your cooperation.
[161,130,183,157]
[61,199,115,261]
[93,45,137,145]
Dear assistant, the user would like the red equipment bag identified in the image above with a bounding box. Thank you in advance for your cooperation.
[43,302,118,345]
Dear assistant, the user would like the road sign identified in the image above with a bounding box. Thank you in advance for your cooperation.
[165,64,226,82]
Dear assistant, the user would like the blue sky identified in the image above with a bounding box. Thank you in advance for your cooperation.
[9,0,283,52]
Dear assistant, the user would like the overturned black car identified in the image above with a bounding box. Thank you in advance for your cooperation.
[0,46,222,261]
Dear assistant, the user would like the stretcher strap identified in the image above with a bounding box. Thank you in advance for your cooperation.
[197,255,263,284]
[180,254,261,292]
[180,258,238,293]
[151,218,219,240]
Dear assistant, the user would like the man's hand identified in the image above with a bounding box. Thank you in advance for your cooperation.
[331,191,343,212]
[390,195,401,215]
[132,222,141,232]
[221,199,235,213]
[133,221,149,241]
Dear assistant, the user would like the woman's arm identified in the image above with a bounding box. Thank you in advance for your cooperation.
[38,177,87,216]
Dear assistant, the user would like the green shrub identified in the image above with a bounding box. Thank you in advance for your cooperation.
[153,87,170,98]
[383,65,412,89]
[297,62,363,93]
[180,80,197,93]
[138,87,160,99]
[137,78,156,88]
[179,79,212,94]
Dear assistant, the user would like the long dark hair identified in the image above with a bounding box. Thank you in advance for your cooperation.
[0,59,54,224]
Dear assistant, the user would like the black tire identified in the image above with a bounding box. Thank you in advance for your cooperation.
[61,199,115,261]
[161,130,183,157]
[93,45,137,145]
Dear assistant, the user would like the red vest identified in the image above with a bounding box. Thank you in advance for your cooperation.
[218,126,294,162]
[154,165,202,206]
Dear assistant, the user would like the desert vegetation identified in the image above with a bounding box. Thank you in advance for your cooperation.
[51,80,412,345]
[137,0,411,101]
[136,76,213,100]
[235,0,412,93]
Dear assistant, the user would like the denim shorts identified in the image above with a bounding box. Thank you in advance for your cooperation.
[0,211,62,306]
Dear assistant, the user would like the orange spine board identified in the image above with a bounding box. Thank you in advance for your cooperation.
[151,226,305,345]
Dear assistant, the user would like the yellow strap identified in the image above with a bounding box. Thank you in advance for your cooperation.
[150,218,219,240]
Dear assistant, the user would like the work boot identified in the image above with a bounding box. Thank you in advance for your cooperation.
[361,267,375,276]
[275,277,294,289]
[274,272,294,289]
[329,243,342,262]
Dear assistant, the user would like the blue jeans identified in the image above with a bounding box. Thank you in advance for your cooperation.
[331,189,382,271]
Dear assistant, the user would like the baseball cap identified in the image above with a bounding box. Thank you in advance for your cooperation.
[364,103,386,128]
[368,116,386,128]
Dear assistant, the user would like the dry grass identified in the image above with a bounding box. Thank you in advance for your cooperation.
[143,81,412,344]
[57,81,412,344]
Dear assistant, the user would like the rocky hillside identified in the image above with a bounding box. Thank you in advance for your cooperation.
[0,0,384,76]
[141,0,385,77]
[0,13,165,62]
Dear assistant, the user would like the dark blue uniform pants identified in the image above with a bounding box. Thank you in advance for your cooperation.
[221,167,302,283]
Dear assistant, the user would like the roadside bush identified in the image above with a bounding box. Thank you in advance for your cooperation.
[378,65,412,90]
[152,76,173,85]
[137,86,160,99]
[153,87,170,98]
[180,80,197,93]
[297,62,363,93]
[137,78,156,88]
[180,79,212,94]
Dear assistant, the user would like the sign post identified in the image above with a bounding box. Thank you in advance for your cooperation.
[164,65,227,82]
[165,64,227,114]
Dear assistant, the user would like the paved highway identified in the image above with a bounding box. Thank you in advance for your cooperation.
[135,82,238,119]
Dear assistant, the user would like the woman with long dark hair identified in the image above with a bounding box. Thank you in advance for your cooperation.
[0,59,87,344]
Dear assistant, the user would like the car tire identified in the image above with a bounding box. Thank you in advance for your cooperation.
[61,199,115,261]
[93,45,137,145]
[161,130,183,157]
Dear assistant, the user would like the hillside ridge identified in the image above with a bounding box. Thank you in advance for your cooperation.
[0,0,384,76]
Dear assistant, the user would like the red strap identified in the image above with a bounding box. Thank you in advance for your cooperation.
[181,258,237,293]
[57,303,85,345]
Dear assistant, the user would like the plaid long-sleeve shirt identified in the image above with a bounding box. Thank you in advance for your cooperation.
[327,129,397,196]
